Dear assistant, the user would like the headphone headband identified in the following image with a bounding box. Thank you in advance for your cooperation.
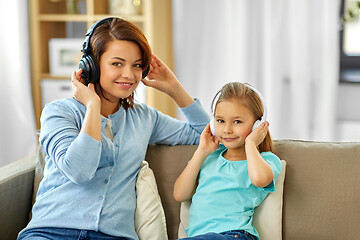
[81,17,115,55]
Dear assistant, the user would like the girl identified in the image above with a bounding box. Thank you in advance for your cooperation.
[18,18,209,240]
[174,82,282,240]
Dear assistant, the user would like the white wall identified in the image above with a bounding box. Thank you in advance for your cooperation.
[336,82,360,141]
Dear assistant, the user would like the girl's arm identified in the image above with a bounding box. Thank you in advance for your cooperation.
[141,54,194,108]
[245,122,274,188]
[71,69,101,142]
[173,124,219,202]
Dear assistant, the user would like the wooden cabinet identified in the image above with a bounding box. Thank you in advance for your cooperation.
[29,0,155,129]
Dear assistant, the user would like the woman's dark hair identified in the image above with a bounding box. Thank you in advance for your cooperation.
[90,18,152,109]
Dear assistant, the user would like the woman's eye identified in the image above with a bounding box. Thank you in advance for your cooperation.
[134,64,143,68]
[113,62,122,67]
[234,120,242,124]
[216,119,224,123]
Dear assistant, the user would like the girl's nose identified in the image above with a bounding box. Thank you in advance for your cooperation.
[224,124,233,134]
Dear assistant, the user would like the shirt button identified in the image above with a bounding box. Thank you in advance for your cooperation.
[104,179,108,184]
[99,196,103,201]
[93,217,97,221]
[110,162,114,166]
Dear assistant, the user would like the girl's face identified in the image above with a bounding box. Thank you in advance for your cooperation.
[214,99,256,151]
[99,40,143,102]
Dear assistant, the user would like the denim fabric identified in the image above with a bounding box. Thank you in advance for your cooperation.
[18,227,130,240]
[179,230,257,240]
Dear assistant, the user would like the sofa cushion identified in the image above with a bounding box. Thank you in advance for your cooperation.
[135,161,167,240]
[178,160,287,239]
[273,140,360,239]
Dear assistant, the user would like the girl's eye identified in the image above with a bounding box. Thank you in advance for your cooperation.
[234,120,242,124]
[134,63,143,68]
[216,119,224,123]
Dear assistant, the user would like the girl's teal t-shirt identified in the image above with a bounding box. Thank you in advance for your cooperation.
[186,144,282,238]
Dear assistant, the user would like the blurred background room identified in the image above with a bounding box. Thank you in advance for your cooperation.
[1,0,359,167]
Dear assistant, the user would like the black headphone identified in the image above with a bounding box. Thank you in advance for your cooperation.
[79,17,150,84]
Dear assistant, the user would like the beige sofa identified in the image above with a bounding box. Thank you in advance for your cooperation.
[1,140,360,240]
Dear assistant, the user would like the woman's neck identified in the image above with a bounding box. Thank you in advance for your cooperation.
[100,98,120,117]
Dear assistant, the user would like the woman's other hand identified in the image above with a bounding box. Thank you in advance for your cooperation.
[141,54,194,108]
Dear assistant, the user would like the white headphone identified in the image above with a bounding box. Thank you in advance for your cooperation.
[209,83,267,136]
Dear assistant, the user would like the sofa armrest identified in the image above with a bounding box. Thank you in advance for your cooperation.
[0,154,36,240]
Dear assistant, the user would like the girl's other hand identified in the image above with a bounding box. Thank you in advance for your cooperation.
[198,124,220,156]
[71,69,100,108]
[245,121,269,147]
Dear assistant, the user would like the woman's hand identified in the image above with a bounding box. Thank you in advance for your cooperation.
[141,54,194,108]
[198,124,220,156]
[245,121,269,148]
[71,69,100,109]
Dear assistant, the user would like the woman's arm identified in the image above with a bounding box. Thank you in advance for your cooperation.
[141,54,194,108]
[39,70,102,184]
[173,124,219,202]
[245,122,274,188]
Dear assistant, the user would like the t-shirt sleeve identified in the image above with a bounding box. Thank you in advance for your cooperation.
[259,152,282,192]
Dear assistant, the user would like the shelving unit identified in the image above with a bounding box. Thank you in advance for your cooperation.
[29,0,154,129]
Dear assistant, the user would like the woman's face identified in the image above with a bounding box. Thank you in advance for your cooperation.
[99,40,143,102]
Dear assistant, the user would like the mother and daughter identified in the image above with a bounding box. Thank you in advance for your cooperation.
[18,17,281,240]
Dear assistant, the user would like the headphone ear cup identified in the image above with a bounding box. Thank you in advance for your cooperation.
[252,120,260,131]
[142,65,150,79]
[252,119,266,131]
[79,54,99,84]
[210,118,216,136]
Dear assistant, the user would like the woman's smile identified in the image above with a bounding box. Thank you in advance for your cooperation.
[114,81,134,89]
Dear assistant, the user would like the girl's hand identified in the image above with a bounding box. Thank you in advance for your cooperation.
[198,124,220,156]
[71,69,100,108]
[141,54,194,108]
[245,121,269,147]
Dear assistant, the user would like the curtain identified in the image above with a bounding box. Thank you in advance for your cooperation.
[0,0,37,167]
[173,0,341,141]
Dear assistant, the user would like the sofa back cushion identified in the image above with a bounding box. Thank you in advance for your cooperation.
[273,140,360,240]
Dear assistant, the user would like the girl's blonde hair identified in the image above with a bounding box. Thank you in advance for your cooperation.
[214,82,273,152]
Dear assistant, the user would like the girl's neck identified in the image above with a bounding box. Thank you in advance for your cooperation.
[100,98,120,118]
[223,148,246,161]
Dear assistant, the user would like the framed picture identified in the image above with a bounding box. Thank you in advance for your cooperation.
[49,38,83,76]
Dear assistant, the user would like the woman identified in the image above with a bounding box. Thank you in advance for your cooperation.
[18,17,209,240]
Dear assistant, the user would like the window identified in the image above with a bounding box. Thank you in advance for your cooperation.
[340,0,360,82]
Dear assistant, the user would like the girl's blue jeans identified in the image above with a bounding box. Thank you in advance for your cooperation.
[179,230,257,240]
[17,227,129,240]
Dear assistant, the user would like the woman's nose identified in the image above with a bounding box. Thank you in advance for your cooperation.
[121,66,135,78]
